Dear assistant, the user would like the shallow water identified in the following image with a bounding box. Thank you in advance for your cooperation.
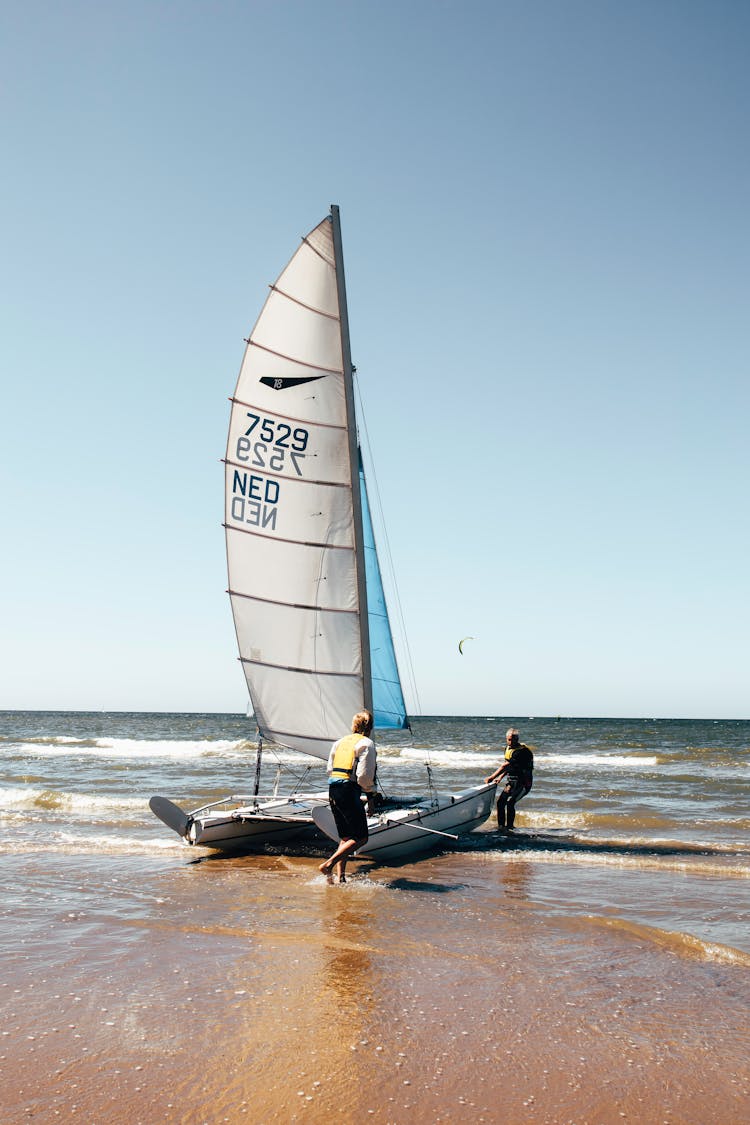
[3,844,749,1124]
[2,712,749,1121]
[2,711,748,958]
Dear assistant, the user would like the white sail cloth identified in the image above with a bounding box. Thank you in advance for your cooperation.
[225,217,364,759]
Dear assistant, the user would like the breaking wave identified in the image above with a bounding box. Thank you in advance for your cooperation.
[586,916,750,966]
[3,737,252,761]
[0,785,149,814]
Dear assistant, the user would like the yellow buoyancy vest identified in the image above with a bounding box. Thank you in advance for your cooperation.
[330,733,362,782]
[505,744,533,774]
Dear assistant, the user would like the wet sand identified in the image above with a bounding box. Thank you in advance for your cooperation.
[3,848,749,1124]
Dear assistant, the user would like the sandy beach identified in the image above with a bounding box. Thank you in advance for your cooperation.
[4,2,750,1121]
[4,846,749,1124]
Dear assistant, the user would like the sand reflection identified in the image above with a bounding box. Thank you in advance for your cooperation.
[500,856,533,899]
[319,891,376,1017]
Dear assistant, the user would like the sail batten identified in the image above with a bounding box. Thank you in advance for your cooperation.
[270,285,341,321]
[247,339,344,375]
[225,208,408,758]
[229,589,357,615]
[301,233,335,264]
[240,658,362,678]
[224,460,351,490]
[228,396,347,433]
[225,526,355,552]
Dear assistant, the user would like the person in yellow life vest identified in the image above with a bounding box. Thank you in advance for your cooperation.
[485,727,534,829]
[318,710,376,883]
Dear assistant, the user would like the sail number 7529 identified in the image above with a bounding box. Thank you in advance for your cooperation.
[235,412,308,475]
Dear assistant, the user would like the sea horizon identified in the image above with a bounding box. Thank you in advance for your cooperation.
[3,708,749,721]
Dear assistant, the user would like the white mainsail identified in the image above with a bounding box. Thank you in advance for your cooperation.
[150,209,496,858]
[225,208,375,759]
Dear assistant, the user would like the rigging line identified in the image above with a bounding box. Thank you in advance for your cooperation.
[354,373,423,718]
[253,747,324,791]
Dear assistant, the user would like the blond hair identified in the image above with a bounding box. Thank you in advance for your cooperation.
[352,710,374,735]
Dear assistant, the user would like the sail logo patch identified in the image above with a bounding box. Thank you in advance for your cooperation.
[260,375,325,391]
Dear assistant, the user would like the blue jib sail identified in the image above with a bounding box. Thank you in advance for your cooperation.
[359,456,409,730]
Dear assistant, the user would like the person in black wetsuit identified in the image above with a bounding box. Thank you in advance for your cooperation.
[485,727,534,829]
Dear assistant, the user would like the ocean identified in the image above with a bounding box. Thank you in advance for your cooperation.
[2,711,749,1123]
[3,711,748,957]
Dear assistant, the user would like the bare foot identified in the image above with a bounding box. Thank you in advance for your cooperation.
[319,861,334,883]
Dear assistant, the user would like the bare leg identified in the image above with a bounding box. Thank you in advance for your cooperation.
[319,836,363,880]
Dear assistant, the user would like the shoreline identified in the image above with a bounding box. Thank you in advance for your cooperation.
[3,849,749,1124]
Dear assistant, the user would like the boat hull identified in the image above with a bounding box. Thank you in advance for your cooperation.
[189,811,317,850]
[314,783,497,862]
[150,794,329,851]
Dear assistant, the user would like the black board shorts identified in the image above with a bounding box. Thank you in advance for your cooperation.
[329,780,369,841]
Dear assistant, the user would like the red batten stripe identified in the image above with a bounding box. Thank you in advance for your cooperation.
[228,396,346,432]
[270,284,339,321]
[228,588,356,615]
[247,339,343,375]
[223,457,349,489]
[223,523,354,551]
[240,656,358,678]
[302,233,334,267]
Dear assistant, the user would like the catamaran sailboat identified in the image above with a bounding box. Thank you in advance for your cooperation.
[150,206,496,855]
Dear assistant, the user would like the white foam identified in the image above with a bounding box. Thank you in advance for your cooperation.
[523,810,589,828]
[0,830,185,856]
[52,831,181,852]
[488,844,750,879]
[537,753,658,769]
[0,786,147,813]
[397,747,500,767]
[14,737,249,761]
[395,748,659,772]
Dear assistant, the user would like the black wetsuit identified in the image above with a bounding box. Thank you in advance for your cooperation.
[497,744,533,828]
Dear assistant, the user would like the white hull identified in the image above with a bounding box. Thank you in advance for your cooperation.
[314,783,497,862]
[151,793,330,851]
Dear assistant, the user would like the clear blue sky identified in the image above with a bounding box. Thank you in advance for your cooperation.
[2,1,748,718]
